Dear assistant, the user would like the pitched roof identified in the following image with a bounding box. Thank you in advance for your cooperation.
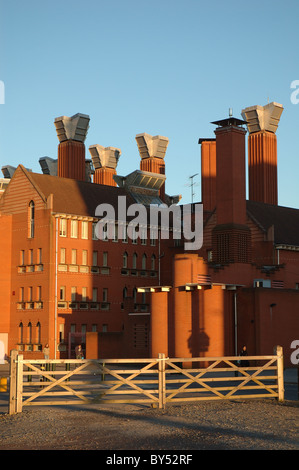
[28,169,136,218]
[246,200,299,247]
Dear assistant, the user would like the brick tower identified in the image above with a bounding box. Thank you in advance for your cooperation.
[211,116,251,264]
[89,144,121,186]
[135,133,169,201]
[241,102,283,205]
[54,113,90,181]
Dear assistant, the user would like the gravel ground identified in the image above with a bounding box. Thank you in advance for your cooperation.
[0,399,298,451]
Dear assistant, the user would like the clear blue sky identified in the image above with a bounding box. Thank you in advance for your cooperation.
[0,0,298,207]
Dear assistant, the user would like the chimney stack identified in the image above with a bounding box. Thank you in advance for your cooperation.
[54,113,90,181]
[241,102,283,205]
[198,138,216,212]
[89,145,121,186]
[135,133,169,200]
[211,116,251,264]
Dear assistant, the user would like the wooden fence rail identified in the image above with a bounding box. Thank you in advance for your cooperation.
[8,346,284,414]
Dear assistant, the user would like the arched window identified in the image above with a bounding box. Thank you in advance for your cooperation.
[123,252,128,268]
[28,201,35,238]
[132,253,137,269]
[142,253,147,270]
[133,287,137,303]
[28,322,32,344]
[19,322,23,344]
[123,287,128,299]
[36,322,41,344]
[151,254,156,270]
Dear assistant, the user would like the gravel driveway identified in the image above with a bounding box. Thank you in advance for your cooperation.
[0,399,298,451]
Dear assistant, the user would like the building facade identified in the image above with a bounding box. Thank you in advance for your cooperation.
[0,102,299,366]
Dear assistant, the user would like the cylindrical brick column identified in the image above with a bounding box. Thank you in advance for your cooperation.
[150,290,168,357]
[173,254,198,360]
[58,140,86,181]
[93,167,117,186]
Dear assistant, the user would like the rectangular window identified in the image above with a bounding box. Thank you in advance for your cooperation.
[103,288,108,302]
[19,287,24,302]
[20,250,25,266]
[37,248,42,264]
[92,222,98,240]
[37,286,42,301]
[102,324,108,332]
[71,249,77,265]
[82,287,87,302]
[60,218,67,237]
[113,224,118,242]
[92,251,98,266]
[29,249,33,265]
[92,324,97,332]
[82,250,88,266]
[28,286,33,302]
[60,286,66,301]
[60,248,66,264]
[92,288,98,302]
[81,221,88,239]
[71,220,78,238]
[103,251,108,267]
[71,287,77,301]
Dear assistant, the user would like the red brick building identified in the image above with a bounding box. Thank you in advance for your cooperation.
[0,103,299,366]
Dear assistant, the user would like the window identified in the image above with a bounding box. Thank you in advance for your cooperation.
[113,224,118,242]
[92,324,97,332]
[59,324,65,343]
[92,251,98,266]
[37,248,42,264]
[141,228,147,245]
[59,218,67,237]
[27,322,32,344]
[133,287,137,303]
[123,252,128,268]
[82,287,87,302]
[103,223,108,241]
[19,287,24,302]
[92,222,98,240]
[92,288,98,302]
[150,229,157,246]
[60,286,66,301]
[151,254,156,271]
[103,288,108,302]
[36,322,41,344]
[103,251,108,267]
[82,250,88,266]
[37,286,42,301]
[102,324,108,332]
[60,248,66,264]
[28,201,35,238]
[122,225,128,243]
[20,250,25,266]
[28,286,33,302]
[142,254,147,270]
[123,287,128,299]
[81,221,88,239]
[71,287,77,301]
[29,249,33,265]
[132,253,137,269]
[19,322,23,344]
[71,249,77,265]
[71,220,78,238]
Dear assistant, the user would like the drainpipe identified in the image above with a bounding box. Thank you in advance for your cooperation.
[54,217,58,359]
[234,291,238,356]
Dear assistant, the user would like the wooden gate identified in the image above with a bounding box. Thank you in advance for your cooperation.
[8,347,284,414]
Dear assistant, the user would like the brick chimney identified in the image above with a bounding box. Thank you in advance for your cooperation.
[241,102,283,205]
[198,138,216,212]
[135,133,169,200]
[211,116,251,264]
[89,145,121,186]
[54,113,90,181]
